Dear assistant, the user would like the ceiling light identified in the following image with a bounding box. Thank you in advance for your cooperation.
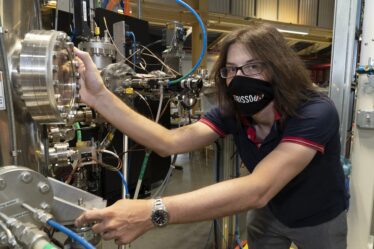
[277,28,309,35]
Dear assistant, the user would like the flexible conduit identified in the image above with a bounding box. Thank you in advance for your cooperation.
[47,219,95,249]
[167,0,207,86]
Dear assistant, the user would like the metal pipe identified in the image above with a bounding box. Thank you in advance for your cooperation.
[0,24,18,165]
[122,134,129,199]
[121,134,129,249]
[137,0,142,19]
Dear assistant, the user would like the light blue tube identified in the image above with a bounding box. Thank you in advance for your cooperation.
[117,170,130,197]
[126,31,137,70]
[168,0,207,85]
[46,219,95,249]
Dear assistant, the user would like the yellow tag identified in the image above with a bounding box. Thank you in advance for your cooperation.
[94,27,100,36]
[125,88,134,94]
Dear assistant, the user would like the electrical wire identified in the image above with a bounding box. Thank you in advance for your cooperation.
[47,219,95,249]
[96,149,130,196]
[155,85,164,122]
[141,52,179,76]
[159,97,172,119]
[140,47,181,76]
[126,31,137,70]
[65,159,81,184]
[133,90,154,120]
[117,170,129,196]
[73,123,82,142]
[102,17,145,72]
[152,153,178,198]
[97,149,123,171]
[168,0,207,85]
[133,85,164,199]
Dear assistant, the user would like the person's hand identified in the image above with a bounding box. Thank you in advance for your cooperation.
[74,48,108,109]
[75,199,154,245]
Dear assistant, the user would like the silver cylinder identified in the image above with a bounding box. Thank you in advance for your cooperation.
[79,36,116,70]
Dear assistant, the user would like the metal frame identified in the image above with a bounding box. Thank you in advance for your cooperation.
[328,0,360,156]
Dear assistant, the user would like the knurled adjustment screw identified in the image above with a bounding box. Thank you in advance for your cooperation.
[20,171,33,183]
[38,182,50,194]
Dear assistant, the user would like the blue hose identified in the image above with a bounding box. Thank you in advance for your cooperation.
[47,219,96,249]
[117,170,130,197]
[126,31,137,70]
[168,0,207,86]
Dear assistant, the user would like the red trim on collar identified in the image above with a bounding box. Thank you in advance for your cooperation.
[246,126,262,147]
[242,109,281,146]
[274,111,281,121]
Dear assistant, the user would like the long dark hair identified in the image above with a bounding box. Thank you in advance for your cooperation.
[211,21,317,118]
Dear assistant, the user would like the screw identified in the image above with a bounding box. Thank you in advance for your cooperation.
[38,182,50,194]
[0,178,6,190]
[56,32,67,41]
[78,198,84,206]
[20,171,33,183]
[40,202,51,212]
[52,65,58,73]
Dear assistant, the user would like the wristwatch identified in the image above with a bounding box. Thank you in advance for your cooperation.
[151,198,169,227]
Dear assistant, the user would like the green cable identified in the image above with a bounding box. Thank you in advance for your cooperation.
[139,151,151,180]
[133,150,151,199]
[73,122,82,142]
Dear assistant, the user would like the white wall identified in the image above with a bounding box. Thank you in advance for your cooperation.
[348,0,374,248]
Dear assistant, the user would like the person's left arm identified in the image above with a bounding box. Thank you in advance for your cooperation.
[75,141,316,245]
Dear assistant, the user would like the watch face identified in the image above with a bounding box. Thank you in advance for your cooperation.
[152,210,169,227]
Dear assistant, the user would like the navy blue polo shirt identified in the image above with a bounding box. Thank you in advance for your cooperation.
[199,95,347,228]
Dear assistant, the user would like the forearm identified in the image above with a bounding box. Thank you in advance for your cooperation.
[94,89,174,155]
[163,174,266,224]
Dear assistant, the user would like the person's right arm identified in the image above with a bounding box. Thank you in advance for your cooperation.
[75,48,219,156]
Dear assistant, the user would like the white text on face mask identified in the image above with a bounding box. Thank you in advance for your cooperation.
[232,94,264,104]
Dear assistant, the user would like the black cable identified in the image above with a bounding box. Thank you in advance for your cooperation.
[213,140,221,248]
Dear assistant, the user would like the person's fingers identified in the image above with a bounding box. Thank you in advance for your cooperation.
[101,230,118,240]
[91,222,106,234]
[74,47,96,72]
[75,209,104,226]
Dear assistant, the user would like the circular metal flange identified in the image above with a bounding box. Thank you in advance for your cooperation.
[18,30,79,124]
[0,166,53,223]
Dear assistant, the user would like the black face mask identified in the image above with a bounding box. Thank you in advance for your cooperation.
[226,76,274,116]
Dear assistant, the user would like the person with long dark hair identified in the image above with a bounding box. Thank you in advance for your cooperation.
[75,21,347,248]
